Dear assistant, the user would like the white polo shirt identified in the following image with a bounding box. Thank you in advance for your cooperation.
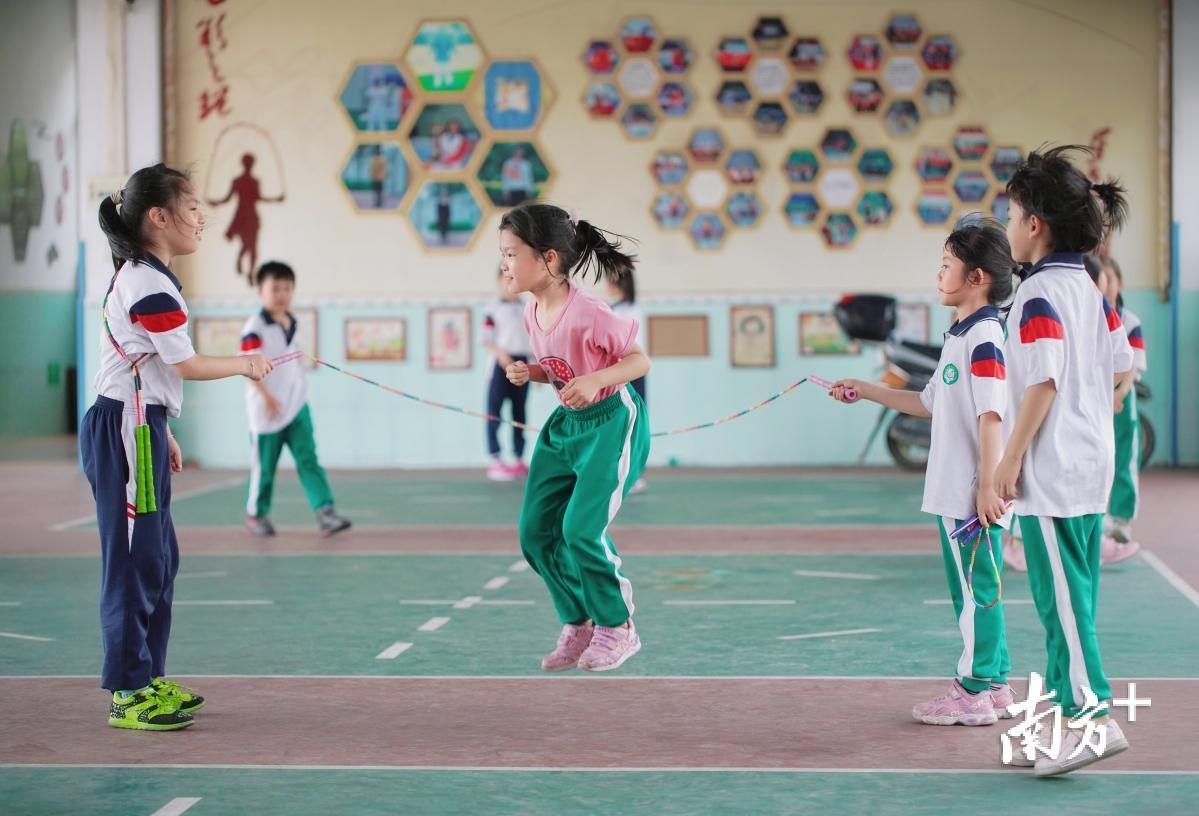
[1120,305,1147,375]
[240,309,308,434]
[919,305,1010,524]
[481,298,532,358]
[93,255,195,418]
[612,299,647,349]
[1004,253,1135,517]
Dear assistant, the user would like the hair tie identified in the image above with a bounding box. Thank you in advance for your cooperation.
[568,208,581,228]
[110,188,124,207]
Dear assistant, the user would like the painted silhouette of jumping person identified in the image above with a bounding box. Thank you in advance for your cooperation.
[208,153,285,286]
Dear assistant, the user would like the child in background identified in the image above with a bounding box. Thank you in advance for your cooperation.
[607,269,648,493]
[831,217,1016,726]
[241,262,351,538]
[482,267,532,481]
[501,202,651,672]
[995,146,1134,776]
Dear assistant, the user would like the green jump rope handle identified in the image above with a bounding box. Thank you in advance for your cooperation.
[134,424,157,514]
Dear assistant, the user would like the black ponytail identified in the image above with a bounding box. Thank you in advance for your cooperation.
[499,201,638,286]
[1005,145,1129,254]
[97,162,192,271]
[944,215,1018,307]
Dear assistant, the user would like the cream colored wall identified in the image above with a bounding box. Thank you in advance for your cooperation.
[172,0,1163,298]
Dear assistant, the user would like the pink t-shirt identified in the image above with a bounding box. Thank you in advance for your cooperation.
[524,285,639,408]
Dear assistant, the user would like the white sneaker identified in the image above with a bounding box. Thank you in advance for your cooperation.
[1034,720,1130,778]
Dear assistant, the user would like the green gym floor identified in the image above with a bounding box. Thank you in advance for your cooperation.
[1,455,1197,815]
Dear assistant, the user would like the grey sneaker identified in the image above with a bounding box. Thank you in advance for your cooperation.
[316,505,351,538]
[246,516,276,537]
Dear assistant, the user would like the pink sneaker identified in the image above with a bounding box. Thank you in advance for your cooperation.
[507,460,529,478]
[486,460,515,482]
[1003,535,1027,573]
[578,621,641,672]
[540,624,594,672]
[912,680,998,726]
[1101,536,1141,566]
[990,683,1017,719]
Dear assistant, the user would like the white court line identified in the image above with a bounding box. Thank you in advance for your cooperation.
[793,569,879,581]
[5,673,1195,682]
[778,628,882,641]
[0,631,53,642]
[663,600,796,606]
[4,763,1195,776]
[174,600,273,606]
[508,560,530,573]
[400,600,535,606]
[923,599,1034,606]
[1140,550,1199,609]
[418,617,450,632]
[375,642,413,660]
[454,596,483,609]
[151,798,202,816]
[49,476,245,531]
[483,576,510,591]
[176,571,228,579]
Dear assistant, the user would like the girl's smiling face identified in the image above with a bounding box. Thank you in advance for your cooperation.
[499,228,559,295]
[148,183,206,258]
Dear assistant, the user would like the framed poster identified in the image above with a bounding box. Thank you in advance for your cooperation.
[799,312,861,355]
[428,307,472,369]
[730,305,775,367]
[292,308,319,369]
[192,317,244,357]
[345,318,407,361]
[895,302,931,343]
[648,315,709,357]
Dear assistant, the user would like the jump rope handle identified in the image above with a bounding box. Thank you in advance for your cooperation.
[809,375,858,403]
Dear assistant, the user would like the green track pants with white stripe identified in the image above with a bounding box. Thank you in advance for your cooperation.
[519,385,650,628]
[1109,389,1140,519]
[937,518,1011,692]
[1019,514,1112,718]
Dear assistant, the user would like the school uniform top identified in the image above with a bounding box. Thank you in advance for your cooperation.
[240,309,307,435]
[482,297,532,357]
[94,255,195,418]
[1004,253,1135,517]
[524,285,639,408]
[919,305,1010,524]
[1119,305,1147,375]
[611,299,647,350]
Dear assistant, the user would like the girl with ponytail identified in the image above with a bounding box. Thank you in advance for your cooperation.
[499,202,650,673]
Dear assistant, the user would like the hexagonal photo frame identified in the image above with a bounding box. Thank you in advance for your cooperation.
[583,81,622,118]
[820,128,858,163]
[858,148,894,184]
[915,146,954,183]
[341,143,409,211]
[750,57,790,97]
[784,149,820,184]
[482,60,551,131]
[753,17,789,51]
[849,78,885,113]
[618,57,659,98]
[689,212,728,250]
[338,63,414,133]
[405,20,485,93]
[725,149,762,185]
[857,190,894,226]
[787,80,825,115]
[885,14,922,49]
[620,17,658,53]
[822,212,859,248]
[883,56,923,95]
[848,35,884,72]
[408,103,484,172]
[788,37,825,70]
[408,180,485,250]
[687,128,727,165]
[922,35,959,71]
[953,169,990,204]
[651,150,690,186]
[922,78,957,115]
[752,101,788,136]
[916,189,955,227]
[953,126,989,161]
[686,168,728,209]
[725,191,764,228]
[819,168,859,209]
[476,141,551,206]
[884,99,921,137]
[716,80,753,117]
[990,146,1023,183]
[658,38,695,74]
[657,81,694,117]
[621,103,659,138]
[583,40,620,74]
[716,36,754,72]
[991,191,1011,222]
[651,191,690,229]
[784,191,821,228]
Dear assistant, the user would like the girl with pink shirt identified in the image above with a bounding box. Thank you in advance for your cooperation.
[501,202,651,672]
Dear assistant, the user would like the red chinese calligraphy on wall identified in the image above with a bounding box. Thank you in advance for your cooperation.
[197,4,231,120]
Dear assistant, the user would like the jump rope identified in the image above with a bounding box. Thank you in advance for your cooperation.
[266,351,1004,606]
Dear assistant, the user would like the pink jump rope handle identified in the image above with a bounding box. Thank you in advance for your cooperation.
[810,375,857,402]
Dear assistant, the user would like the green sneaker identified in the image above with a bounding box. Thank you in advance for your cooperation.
[151,677,206,714]
[108,687,193,731]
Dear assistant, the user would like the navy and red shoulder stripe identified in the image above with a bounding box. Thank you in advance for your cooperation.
[1128,324,1145,350]
[1102,298,1123,332]
[1018,297,1064,344]
[240,332,263,352]
[970,342,1006,380]
[129,292,187,333]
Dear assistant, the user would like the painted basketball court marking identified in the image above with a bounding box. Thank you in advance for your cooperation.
[778,628,883,641]
[375,642,413,660]
[793,569,880,580]
[418,617,451,632]
[174,600,273,606]
[48,476,246,532]
[1140,550,1199,609]
[150,798,202,816]
[0,632,53,642]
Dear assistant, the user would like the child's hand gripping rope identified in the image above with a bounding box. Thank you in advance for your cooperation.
[808,375,858,402]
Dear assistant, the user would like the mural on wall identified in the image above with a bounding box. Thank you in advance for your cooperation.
[338,63,414,132]
[405,21,485,92]
[203,122,287,285]
[428,307,473,369]
[0,121,45,262]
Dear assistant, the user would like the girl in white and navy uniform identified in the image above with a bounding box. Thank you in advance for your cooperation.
[830,217,1017,728]
[482,268,533,480]
[85,164,273,731]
